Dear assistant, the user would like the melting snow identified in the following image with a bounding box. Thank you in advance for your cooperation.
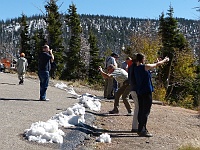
[96,133,111,143]
[79,93,101,111]
[24,82,104,144]
[54,82,81,97]
[50,103,86,128]
[24,120,64,143]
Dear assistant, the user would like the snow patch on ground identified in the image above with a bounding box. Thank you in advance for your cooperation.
[24,120,64,143]
[96,133,111,143]
[50,103,85,128]
[24,82,104,144]
[79,93,101,111]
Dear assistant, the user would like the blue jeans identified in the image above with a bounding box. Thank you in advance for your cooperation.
[38,71,49,100]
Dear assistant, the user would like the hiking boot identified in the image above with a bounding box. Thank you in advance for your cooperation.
[138,131,153,137]
[109,109,119,114]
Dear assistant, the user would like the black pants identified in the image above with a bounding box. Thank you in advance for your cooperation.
[137,92,152,133]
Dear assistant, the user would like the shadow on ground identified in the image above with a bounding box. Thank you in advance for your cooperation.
[68,122,139,139]
[0,98,40,101]
[0,82,17,85]
[86,110,132,117]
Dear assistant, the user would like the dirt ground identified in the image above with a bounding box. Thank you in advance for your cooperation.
[74,87,200,150]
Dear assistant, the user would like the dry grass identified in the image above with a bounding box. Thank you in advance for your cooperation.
[179,145,200,150]
[67,79,104,91]
[67,80,90,88]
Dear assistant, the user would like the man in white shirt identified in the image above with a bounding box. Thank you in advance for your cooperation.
[99,64,132,115]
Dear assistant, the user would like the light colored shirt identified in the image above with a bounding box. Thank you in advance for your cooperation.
[121,61,128,71]
[16,57,28,74]
[110,68,128,85]
[105,56,118,68]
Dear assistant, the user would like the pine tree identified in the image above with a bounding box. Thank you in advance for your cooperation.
[62,3,84,80]
[159,6,179,89]
[20,14,31,66]
[29,29,46,72]
[44,0,64,78]
[88,31,104,84]
[159,6,196,105]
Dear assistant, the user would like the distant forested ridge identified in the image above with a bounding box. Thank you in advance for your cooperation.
[0,14,199,59]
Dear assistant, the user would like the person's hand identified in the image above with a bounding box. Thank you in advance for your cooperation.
[98,66,103,72]
[164,57,169,62]
[49,49,53,54]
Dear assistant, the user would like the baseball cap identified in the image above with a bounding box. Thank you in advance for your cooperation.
[43,45,49,49]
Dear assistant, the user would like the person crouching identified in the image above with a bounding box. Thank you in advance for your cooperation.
[99,64,132,115]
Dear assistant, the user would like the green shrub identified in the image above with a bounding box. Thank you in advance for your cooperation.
[178,95,194,109]
[153,86,166,102]
[179,145,200,150]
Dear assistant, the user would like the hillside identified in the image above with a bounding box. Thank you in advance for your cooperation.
[0,14,199,59]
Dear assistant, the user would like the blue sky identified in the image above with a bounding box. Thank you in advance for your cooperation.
[0,0,199,21]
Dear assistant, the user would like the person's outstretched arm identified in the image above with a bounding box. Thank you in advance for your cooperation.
[145,57,169,71]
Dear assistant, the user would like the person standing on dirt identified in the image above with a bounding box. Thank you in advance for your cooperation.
[38,45,54,101]
[16,53,28,85]
[134,53,169,137]
[104,52,119,99]
[99,64,133,115]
